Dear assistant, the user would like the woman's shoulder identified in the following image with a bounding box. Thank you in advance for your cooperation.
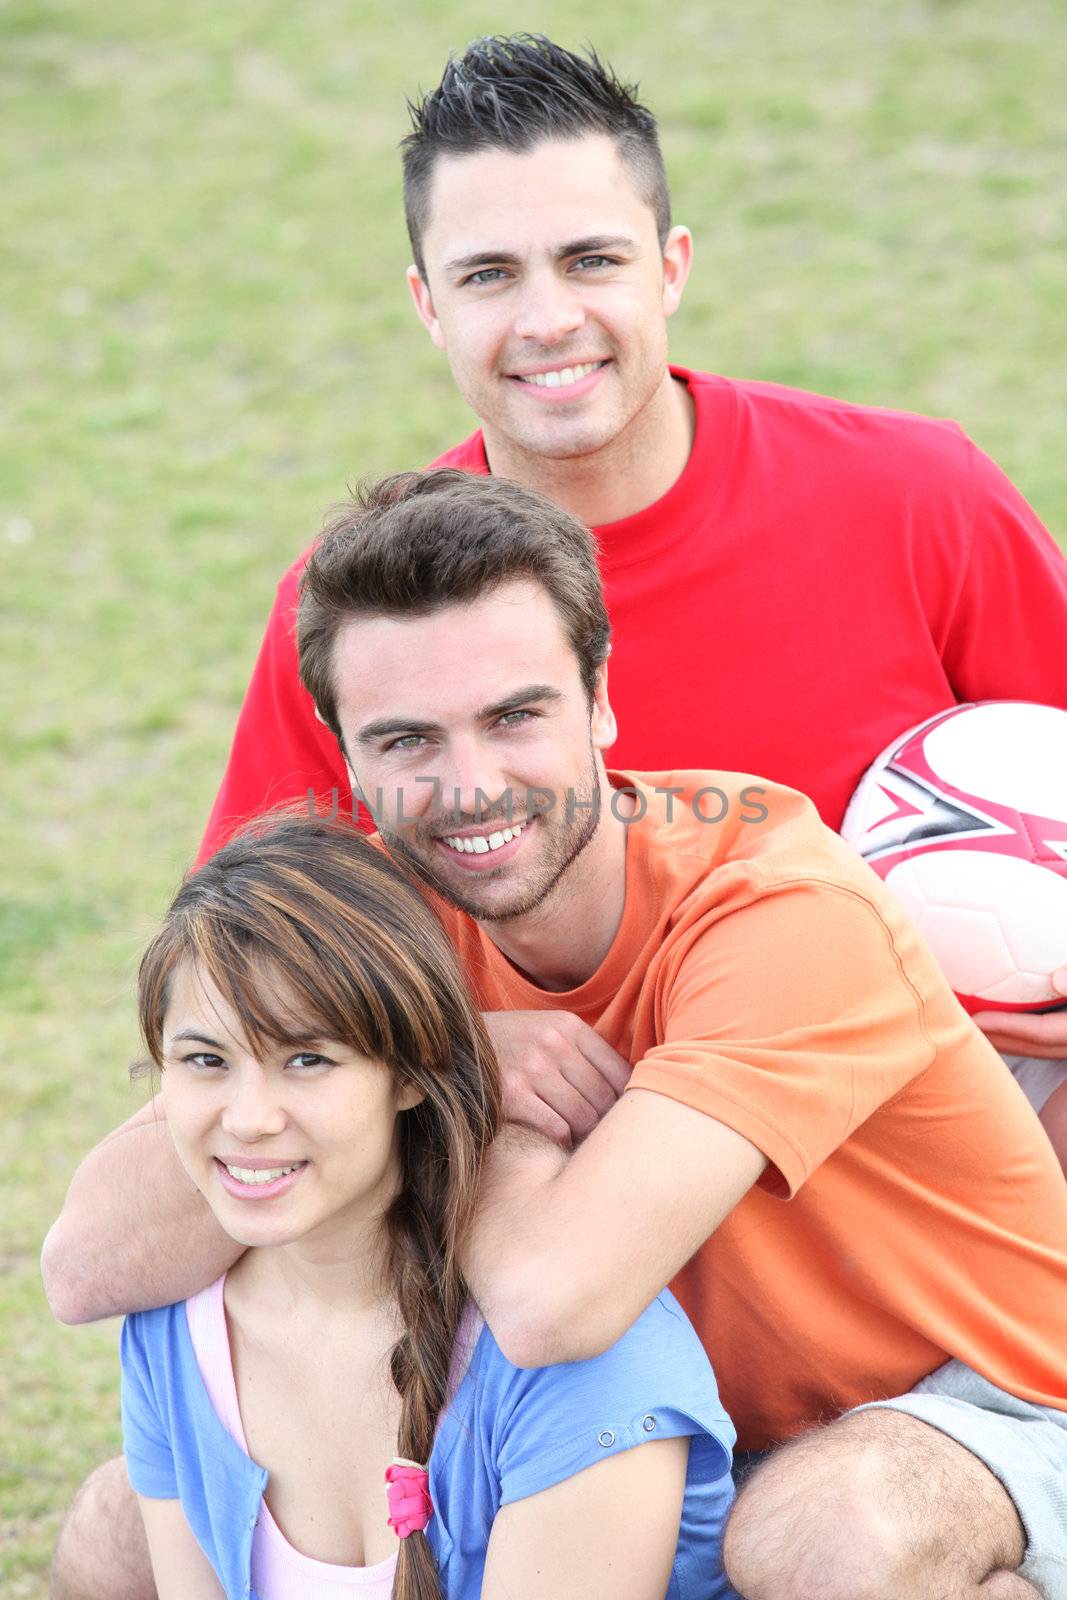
[436,1291,733,1515]
[460,1290,730,1454]
[121,1277,225,1381]
[475,1290,713,1385]
[122,1297,189,1353]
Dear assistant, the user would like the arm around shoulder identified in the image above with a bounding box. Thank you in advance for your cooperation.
[464,1092,765,1367]
[41,1096,241,1324]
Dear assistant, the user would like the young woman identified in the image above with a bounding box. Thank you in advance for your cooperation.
[121,815,736,1600]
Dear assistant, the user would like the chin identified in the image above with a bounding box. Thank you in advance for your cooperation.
[227,1220,303,1250]
[520,423,619,461]
[207,1196,305,1251]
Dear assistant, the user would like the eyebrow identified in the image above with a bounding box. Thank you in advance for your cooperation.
[355,684,564,745]
[168,1030,225,1048]
[443,236,639,276]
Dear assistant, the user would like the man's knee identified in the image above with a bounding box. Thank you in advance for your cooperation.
[722,1411,1028,1600]
[723,1424,901,1600]
[51,1456,155,1600]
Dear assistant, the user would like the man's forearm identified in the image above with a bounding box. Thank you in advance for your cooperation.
[463,1090,767,1370]
[462,1124,572,1363]
[41,1097,243,1323]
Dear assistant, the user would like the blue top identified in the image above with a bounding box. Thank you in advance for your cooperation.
[122,1289,736,1600]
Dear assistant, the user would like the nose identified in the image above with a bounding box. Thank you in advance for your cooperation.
[439,738,511,829]
[512,269,585,346]
[220,1065,288,1143]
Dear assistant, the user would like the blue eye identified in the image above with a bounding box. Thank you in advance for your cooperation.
[465,267,507,286]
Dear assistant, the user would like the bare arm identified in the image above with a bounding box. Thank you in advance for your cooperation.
[481,1438,690,1600]
[136,1497,226,1600]
[464,1091,766,1367]
[41,1096,242,1324]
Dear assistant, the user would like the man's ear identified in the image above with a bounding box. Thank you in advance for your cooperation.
[313,704,354,775]
[661,225,693,319]
[407,265,445,350]
[314,709,356,781]
[590,660,617,753]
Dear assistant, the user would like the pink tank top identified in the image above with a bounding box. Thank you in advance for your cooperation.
[185,1276,397,1600]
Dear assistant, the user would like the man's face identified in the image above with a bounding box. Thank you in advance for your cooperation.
[408,134,691,467]
[332,579,616,924]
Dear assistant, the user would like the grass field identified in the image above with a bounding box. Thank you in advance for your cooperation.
[3,1,1066,1590]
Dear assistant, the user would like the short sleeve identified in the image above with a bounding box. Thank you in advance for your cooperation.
[120,1314,179,1499]
[491,1292,733,1506]
[630,877,937,1196]
[940,442,1067,707]
[196,558,354,864]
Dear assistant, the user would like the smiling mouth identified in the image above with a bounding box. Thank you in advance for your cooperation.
[513,361,606,390]
[441,822,526,856]
[219,1160,306,1185]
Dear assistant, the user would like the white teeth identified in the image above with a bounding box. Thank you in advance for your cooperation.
[520,362,601,389]
[224,1163,300,1185]
[443,823,524,855]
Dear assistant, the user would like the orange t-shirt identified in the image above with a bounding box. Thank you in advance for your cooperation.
[435,771,1067,1452]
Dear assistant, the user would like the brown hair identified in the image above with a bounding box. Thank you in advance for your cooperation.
[298,468,611,743]
[401,33,671,278]
[138,814,500,1600]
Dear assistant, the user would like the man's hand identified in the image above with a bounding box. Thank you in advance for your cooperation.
[972,968,1067,1057]
[483,1010,632,1145]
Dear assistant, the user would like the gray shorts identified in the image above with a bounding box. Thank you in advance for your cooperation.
[1005,1053,1067,1115]
[855,1360,1067,1597]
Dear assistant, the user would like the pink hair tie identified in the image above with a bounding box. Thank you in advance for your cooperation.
[385,1458,433,1538]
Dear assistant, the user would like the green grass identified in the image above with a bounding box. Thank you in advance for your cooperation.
[3,0,1066,1589]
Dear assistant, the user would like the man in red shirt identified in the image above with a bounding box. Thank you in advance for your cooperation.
[197,36,1067,1111]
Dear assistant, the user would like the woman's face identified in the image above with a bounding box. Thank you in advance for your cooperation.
[158,961,421,1251]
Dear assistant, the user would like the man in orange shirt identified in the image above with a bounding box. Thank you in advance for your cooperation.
[47,468,1067,1599]
[294,470,1067,1598]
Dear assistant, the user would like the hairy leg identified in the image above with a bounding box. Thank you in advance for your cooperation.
[51,1456,156,1600]
[723,1409,1040,1600]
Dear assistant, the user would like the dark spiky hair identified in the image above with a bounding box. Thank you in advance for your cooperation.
[401,34,671,275]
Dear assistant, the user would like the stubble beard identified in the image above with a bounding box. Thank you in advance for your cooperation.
[379,761,603,927]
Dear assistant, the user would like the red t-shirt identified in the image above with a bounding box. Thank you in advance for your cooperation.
[198,369,1067,861]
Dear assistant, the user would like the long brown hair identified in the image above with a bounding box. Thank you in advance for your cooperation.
[138,814,500,1600]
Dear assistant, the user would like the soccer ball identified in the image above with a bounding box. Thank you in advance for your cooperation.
[841,702,1067,1013]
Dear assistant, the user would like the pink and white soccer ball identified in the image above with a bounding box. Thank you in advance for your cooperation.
[841,701,1067,1013]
